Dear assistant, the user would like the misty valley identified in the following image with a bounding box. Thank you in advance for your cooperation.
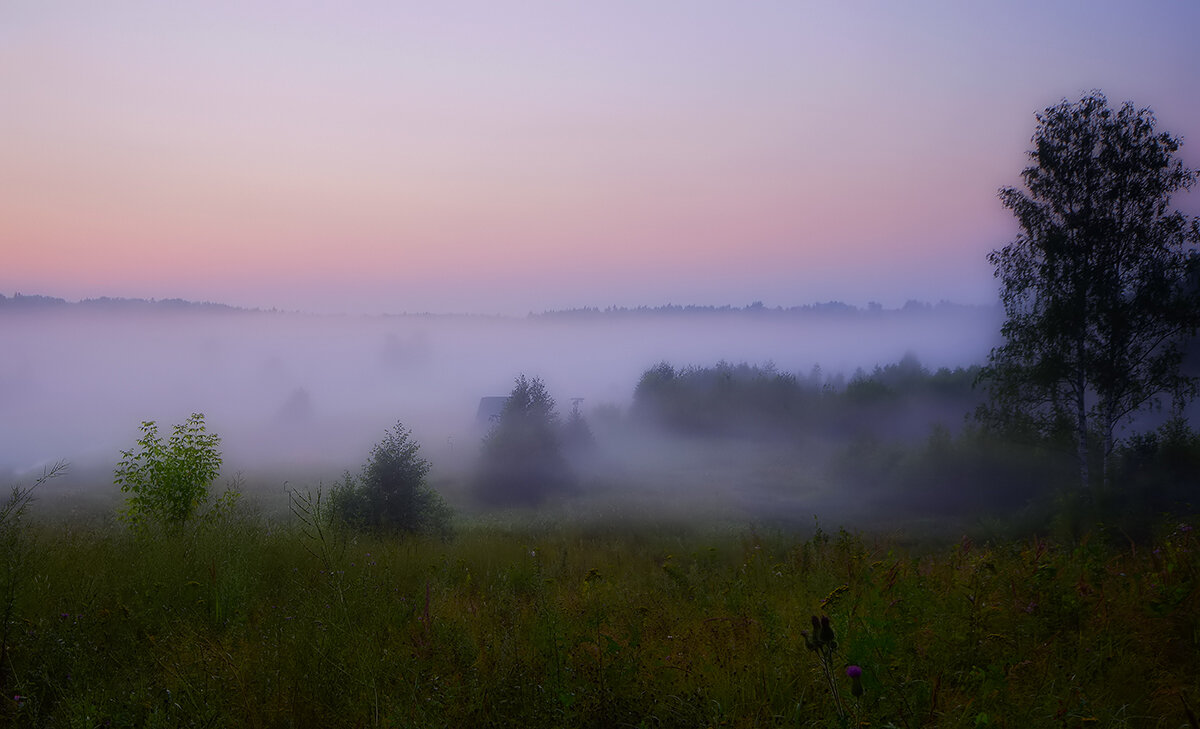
[2,296,1199,727]
[2,302,1009,524]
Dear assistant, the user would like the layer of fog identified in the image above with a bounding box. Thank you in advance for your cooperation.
[1,306,1002,519]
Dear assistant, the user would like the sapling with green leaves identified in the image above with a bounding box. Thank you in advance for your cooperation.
[114,413,224,527]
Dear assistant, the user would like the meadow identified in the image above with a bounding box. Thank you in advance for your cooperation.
[2,504,1197,728]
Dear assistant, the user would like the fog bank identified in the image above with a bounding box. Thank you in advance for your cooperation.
[1,306,1001,480]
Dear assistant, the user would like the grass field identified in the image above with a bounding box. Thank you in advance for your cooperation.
[2,500,1197,728]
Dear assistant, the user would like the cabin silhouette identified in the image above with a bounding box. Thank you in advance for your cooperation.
[475,396,508,429]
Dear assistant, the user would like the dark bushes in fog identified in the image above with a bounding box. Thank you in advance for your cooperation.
[475,375,575,506]
[561,399,595,453]
[831,425,1073,518]
[632,356,981,440]
[1106,418,1200,539]
[819,401,1199,533]
[633,361,816,436]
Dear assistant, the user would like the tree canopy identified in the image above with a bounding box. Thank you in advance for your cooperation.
[979,92,1200,489]
[475,375,574,506]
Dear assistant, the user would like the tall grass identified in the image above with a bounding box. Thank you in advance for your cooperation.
[2,508,1197,727]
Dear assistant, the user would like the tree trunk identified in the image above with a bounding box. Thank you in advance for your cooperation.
[1075,408,1089,492]
[1075,369,1090,493]
[1101,407,1115,492]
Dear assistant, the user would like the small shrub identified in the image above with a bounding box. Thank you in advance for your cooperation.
[331,422,452,536]
[114,413,223,526]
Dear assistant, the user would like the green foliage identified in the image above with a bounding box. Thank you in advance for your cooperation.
[475,375,575,506]
[330,423,452,537]
[114,413,223,526]
[980,92,1200,489]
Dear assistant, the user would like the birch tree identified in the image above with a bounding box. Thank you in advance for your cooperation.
[980,92,1200,490]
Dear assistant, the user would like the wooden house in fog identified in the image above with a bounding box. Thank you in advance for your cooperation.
[475,396,508,429]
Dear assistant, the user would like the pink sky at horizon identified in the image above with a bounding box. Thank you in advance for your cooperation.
[3,2,1199,315]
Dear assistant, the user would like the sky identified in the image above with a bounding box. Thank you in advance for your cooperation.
[3,1,1200,315]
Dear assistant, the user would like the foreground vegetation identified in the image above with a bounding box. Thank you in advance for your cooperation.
[2,508,1198,727]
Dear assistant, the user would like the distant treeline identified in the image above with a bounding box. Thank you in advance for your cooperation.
[627,356,1200,532]
[1,291,998,319]
[532,300,994,319]
[0,293,249,313]
[628,354,1200,533]
[631,355,983,440]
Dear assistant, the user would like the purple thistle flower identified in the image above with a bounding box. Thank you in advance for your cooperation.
[846,665,864,697]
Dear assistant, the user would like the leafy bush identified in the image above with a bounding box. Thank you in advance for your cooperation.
[114,413,224,526]
[331,423,452,536]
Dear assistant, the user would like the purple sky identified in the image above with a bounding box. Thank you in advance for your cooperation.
[3,1,1199,314]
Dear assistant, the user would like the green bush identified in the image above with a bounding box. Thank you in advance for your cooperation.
[114,413,223,526]
[331,422,452,536]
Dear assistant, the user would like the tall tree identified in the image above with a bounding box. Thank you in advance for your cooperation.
[980,92,1200,490]
[475,375,574,505]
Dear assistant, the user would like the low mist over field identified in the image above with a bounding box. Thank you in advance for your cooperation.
[1,301,1000,506]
